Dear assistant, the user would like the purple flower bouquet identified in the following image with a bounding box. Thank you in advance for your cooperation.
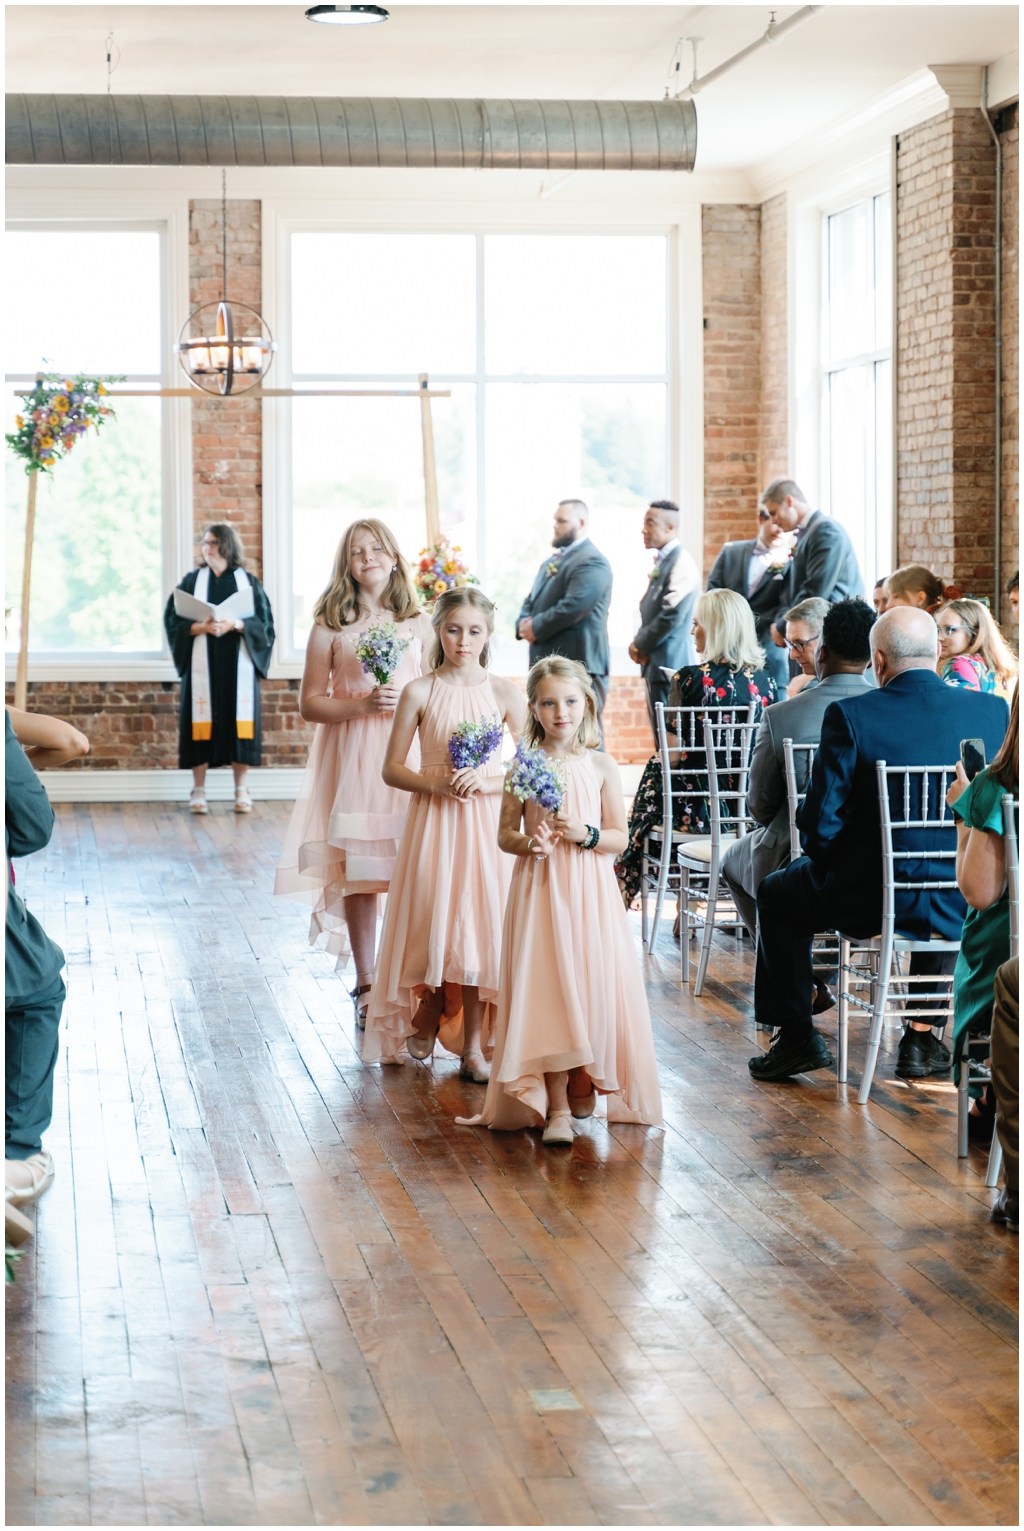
[504,741,567,814]
[448,714,504,772]
[353,617,411,686]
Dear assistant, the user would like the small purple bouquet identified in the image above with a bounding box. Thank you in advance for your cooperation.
[505,741,567,814]
[448,714,503,772]
[353,617,411,685]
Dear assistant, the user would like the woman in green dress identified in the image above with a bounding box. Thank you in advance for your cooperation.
[947,684,1019,1137]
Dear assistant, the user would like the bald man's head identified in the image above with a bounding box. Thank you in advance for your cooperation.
[870,606,938,687]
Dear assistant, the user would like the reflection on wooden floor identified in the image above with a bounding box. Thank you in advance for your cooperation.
[6,801,1019,1527]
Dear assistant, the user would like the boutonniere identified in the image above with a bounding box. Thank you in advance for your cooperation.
[766,554,792,578]
[647,564,660,582]
[546,559,560,577]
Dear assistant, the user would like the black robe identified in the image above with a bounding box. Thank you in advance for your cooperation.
[164,566,275,769]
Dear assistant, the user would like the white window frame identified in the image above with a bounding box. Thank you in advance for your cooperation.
[261,201,704,679]
[5,192,192,682]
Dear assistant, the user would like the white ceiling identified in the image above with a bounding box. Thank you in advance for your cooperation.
[5,5,1020,172]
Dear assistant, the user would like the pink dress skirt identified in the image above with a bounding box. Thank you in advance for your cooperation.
[273,618,425,963]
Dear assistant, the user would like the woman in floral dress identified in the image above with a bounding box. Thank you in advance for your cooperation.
[617,588,777,906]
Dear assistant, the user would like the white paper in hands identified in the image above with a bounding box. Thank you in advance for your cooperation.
[174,586,255,623]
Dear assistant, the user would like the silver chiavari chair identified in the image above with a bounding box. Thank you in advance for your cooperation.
[781,738,844,1069]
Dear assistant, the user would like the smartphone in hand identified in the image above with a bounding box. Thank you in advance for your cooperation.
[960,738,986,781]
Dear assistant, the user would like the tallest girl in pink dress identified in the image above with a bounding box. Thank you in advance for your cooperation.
[274,520,433,1023]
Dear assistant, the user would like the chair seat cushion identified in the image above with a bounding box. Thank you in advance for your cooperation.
[675,834,737,865]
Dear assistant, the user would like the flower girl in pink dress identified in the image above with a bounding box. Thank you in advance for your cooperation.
[458,657,662,1143]
[274,520,433,1023]
[361,588,526,1082]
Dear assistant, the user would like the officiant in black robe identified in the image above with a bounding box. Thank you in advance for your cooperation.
[163,524,275,774]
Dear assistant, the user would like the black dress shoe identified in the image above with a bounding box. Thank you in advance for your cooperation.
[812,983,836,1015]
[990,1188,1019,1232]
[895,1029,951,1079]
[748,1029,835,1081]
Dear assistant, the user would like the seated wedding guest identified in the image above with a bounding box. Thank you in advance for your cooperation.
[707,504,793,693]
[164,523,275,816]
[760,479,862,652]
[617,588,777,908]
[781,596,831,698]
[720,599,875,957]
[1008,571,1019,625]
[937,598,1018,695]
[872,577,888,614]
[883,563,955,616]
[4,709,88,1247]
[990,956,1019,1232]
[629,500,700,739]
[946,685,1018,1144]
[749,607,1008,1082]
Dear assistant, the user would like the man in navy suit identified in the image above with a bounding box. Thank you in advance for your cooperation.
[750,606,1009,1082]
[760,478,863,653]
[706,506,794,693]
[517,499,613,733]
[628,499,700,739]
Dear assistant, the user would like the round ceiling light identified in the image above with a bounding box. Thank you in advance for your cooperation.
[305,4,389,23]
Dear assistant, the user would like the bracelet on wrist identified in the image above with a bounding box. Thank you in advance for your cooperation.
[579,823,600,851]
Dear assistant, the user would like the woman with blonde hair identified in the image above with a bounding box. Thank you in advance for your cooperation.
[617,587,778,908]
[884,564,957,615]
[361,587,526,1082]
[937,597,1019,695]
[274,519,433,1023]
[457,657,662,1143]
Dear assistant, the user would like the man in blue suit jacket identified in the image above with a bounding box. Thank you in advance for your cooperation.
[750,607,1009,1082]
[628,500,700,739]
[517,499,613,732]
[760,478,863,652]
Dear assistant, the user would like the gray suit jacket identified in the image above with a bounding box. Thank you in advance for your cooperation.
[740,672,874,889]
[518,537,613,675]
[634,543,699,677]
[770,511,862,624]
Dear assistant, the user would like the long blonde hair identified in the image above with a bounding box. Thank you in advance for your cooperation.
[695,588,766,669]
[938,598,1019,687]
[312,519,422,631]
[429,587,495,670]
[524,656,601,751]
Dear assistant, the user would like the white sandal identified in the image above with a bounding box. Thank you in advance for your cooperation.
[189,788,208,815]
[542,1110,574,1146]
[234,787,252,814]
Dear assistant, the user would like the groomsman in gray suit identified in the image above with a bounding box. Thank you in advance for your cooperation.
[761,478,863,650]
[628,500,700,740]
[707,505,794,693]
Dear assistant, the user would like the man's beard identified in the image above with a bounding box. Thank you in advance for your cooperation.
[551,531,576,549]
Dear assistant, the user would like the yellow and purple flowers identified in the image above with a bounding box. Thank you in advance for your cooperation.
[353,616,412,686]
[505,741,567,814]
[6,373,120,474]
[415,536,479,610]
[448,714,504,773]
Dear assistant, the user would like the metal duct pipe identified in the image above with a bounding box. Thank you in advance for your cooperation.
[5,94,697,171]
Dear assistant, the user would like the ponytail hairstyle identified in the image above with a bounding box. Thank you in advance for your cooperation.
[429,586,495,670]
[884,564,959,614]
[990,683,1019,790]
[312,519,422,631]
[524,656,601,751]
[938,597,1020,687]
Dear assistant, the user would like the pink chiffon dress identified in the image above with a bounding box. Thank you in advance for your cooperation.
[273,617,425,963]
[361,671,513,1065]
[459,752,663,1131]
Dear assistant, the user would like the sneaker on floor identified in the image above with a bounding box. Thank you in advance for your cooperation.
[895,1029,951,1079]
[748,1029,834,1081]
[990,1187,1019,1232]
[5,1150,54,1207]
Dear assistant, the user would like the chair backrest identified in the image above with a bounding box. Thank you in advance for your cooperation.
[875,762,960,923]
[654,703,757,829]
[1003,794,1020,958]
[782,738,818,861]
[703,718,760,842]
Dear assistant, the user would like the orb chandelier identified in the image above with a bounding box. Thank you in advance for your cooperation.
[306,4,389,22]
[175,172,276,396]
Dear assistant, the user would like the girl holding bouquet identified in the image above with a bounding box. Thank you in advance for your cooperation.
[458,658,662,1144]
[361,588,525,1081]
[274,520,433,1023]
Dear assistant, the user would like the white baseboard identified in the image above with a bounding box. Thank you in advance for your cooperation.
[40,760,645,804]
[40,768,306,803]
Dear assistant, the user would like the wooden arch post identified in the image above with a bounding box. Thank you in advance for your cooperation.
[14,467,39,711]
[419,372,441,546]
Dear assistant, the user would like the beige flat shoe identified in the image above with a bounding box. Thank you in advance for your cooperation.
[5,1150,54,1207]
[542,1110,574,1146]
[460,1050,490,1083]
[189,789,208,815]
[234,787,252,814]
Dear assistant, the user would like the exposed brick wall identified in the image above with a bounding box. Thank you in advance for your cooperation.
[896,108,997,596]
[760,193,789,483]
[998,102,1019,637]
[702,205,762,578]
[189,199,263,578]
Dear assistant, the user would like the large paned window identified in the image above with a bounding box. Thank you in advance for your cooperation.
[822,192,892,588]
[5,227,165,657]
[286,231,669,670]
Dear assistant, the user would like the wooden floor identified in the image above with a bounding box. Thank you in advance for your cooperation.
[5,801,1019,1527]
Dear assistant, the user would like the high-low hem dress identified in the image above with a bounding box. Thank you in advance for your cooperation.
[458,752,663,1131]
[273,618,425,965]
[361,672,512,1065]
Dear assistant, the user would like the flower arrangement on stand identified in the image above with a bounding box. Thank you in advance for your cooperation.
[5,372,120,709]
[414,535,479,610]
